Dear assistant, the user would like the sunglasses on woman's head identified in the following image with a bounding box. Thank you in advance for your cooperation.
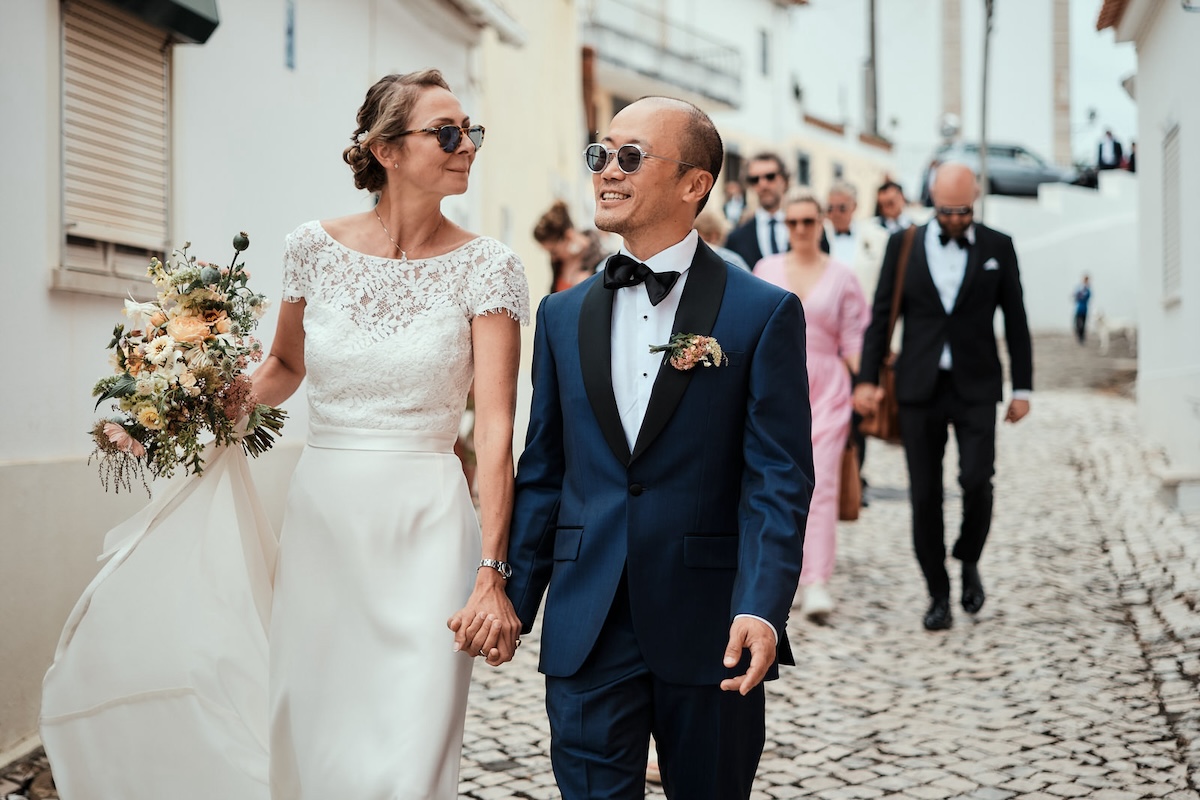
[583,142,703,175]
[397,124,485,153]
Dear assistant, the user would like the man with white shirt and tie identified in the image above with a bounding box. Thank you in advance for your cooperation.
[853,163,1032,632]
[507,96,813,799]
[725,153,790,269]
[821,181,890,300]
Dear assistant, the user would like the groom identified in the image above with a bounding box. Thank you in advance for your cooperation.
[506,96,814,799]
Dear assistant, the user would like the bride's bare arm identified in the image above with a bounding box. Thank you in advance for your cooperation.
[252,300,307,407]
[448,311,522,666]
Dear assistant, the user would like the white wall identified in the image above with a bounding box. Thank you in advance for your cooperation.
[1124,2,1200,498]
[0,0,486,753]
[982,171,1138,333]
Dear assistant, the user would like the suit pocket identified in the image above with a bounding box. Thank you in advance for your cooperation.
[683,535,738,569]
[553,526,583,561]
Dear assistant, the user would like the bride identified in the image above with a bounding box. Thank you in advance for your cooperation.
[41,69,529,799]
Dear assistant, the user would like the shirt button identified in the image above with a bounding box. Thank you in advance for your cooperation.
[643,315,648,320]
[642,372,648,377]
[629,484,644,496]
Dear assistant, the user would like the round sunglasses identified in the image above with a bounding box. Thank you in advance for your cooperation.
[397,124,485,153]
[583,142,704,175]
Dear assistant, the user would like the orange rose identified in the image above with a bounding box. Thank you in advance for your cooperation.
[149,311,167,328]
[166,314,212,344]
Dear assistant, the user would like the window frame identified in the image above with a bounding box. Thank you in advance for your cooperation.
[53,0,172,300]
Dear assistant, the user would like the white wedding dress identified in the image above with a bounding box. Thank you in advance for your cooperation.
[41,221,528,800]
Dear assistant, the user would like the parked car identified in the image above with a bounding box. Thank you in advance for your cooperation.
[920,142,1082,201]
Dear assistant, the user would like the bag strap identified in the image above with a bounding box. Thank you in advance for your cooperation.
[885,226,917,342]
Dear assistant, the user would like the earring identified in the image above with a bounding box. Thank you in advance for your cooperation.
[393,162,399,169]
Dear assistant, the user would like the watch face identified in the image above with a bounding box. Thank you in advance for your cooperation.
[500,562,513,579]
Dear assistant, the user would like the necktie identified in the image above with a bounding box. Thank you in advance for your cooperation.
[938,232,969,249]
[768,218,781,254]
[603,254,680,306]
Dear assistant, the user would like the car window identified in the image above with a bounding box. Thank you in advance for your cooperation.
[1014,148,1046,167]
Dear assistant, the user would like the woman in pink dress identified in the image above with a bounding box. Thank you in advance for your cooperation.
[754,188,869,621]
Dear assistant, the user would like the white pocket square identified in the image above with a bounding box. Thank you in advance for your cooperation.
[983,258,1000,271]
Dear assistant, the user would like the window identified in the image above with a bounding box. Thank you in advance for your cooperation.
[1163,125,1181,303]
[832,162,845,180]
[55,0,170,298]
[759,29,769,77]
[795,152,811,186]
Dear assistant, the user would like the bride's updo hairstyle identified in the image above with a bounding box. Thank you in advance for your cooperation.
[343,69,452,193]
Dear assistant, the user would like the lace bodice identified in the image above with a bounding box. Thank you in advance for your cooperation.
[282,221,529,434]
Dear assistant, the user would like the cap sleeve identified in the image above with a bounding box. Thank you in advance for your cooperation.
[280,225,317,303]
[467,239,531,325]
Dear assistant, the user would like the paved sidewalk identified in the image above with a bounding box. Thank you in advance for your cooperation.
[460,388,1199,799]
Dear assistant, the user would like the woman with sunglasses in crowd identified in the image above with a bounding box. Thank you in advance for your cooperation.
[753,187,869,623]
[252,70,529,798]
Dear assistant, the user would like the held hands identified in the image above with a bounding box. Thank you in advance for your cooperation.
[852,383,884,418]
[447,570,522,667]
[719,617,776,695]
[1005,398,1030,424]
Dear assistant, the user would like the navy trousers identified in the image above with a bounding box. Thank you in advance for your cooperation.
[544,574,765,800]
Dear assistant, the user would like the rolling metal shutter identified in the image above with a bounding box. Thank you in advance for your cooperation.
[62,0,170,255]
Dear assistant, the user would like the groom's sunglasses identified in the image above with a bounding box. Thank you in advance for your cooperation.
[584,142,705,175]
[397,124,485,153]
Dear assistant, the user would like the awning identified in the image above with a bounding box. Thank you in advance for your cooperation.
[106,0,220,44]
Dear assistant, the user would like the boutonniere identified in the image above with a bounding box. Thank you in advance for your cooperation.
[649,333,728,371]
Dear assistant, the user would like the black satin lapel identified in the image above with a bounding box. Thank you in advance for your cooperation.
[578,278,631,465]
[910,232,940,307]
[953,236,984,312]
[630,241,728,463]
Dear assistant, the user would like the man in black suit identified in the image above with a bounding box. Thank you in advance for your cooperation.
[853,163,1032,632]
[1097,129,1123,170]
[725,153,789,269]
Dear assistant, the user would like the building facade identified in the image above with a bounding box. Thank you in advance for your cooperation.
[1100,0,1200,511]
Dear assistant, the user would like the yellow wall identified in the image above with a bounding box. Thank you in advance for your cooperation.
[478,1,588,361]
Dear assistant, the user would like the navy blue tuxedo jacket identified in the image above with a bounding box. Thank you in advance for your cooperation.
[506,240,814,686]
[859,223,1033,404]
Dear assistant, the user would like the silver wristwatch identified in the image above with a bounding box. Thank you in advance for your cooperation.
[478,559,513,580]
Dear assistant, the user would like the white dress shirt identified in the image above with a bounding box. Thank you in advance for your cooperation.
[610,229,777,642]
[827,223,857,266]
[611,232,697,450]
[924,219,974,370]
[753,208,787,260]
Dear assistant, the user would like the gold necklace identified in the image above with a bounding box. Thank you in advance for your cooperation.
[374,207,443,263]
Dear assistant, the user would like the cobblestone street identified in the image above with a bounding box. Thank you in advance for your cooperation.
[7,334,1199,799]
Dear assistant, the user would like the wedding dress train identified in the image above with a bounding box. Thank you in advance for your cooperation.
[41,445,275,799]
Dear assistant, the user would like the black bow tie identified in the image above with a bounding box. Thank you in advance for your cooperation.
[834,230,852,238]
[938,233,970,249]
[603,254,680,306]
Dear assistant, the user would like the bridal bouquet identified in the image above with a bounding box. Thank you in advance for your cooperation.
[89,232,286,493]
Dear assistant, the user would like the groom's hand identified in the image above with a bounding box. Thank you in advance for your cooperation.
[447,570,522,667]
[719,617,776,695]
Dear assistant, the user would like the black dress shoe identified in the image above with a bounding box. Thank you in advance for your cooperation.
[923,597,952,631]
[961,562,986,614]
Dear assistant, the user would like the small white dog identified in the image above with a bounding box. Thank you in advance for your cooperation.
[1093,310,1137,355]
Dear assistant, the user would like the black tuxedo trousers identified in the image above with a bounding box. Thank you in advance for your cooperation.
[900,371,996,598]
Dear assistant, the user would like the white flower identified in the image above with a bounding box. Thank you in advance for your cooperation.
[146,335,177,366]
[123,298,159,329]
[185,347,213,369]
